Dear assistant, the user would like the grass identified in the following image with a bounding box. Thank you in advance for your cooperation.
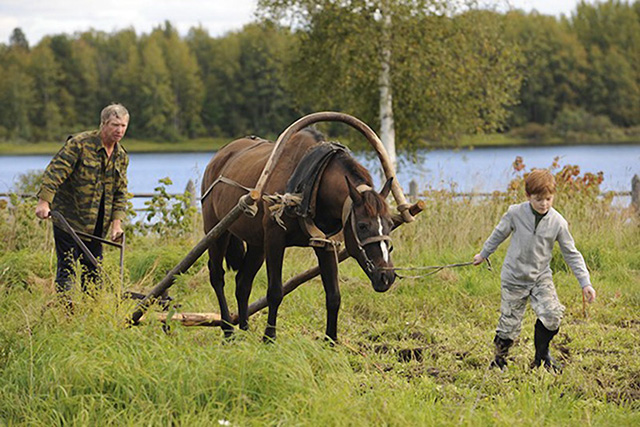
[1,191,639,425]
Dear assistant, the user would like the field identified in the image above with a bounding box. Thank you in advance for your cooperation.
[1,187,639,425]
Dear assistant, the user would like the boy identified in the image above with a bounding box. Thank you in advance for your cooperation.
[473,169,596,372]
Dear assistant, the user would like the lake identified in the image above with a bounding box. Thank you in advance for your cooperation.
[1,144,638,207]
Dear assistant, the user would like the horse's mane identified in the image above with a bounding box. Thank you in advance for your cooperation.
[298,127,325,143]
[295,128,389,217]
[335,151,389,217]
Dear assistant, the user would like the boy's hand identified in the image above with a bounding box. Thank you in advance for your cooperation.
[473,253,485,266]
[583,286,596,303]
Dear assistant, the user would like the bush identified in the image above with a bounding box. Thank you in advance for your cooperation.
[507,155,604,203]
[552,107,623,142]
[133,177,198,239]
[508,122,551,141]
[11,169,43,194]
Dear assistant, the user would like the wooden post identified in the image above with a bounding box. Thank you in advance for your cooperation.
[632,174,640,212]
[408,180,418,202]
[185,179,197,209]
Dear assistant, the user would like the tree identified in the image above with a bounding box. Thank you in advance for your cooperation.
[28,39,64,141]
[9,28,29,51]
[155,22,205,138]
[570,0,640,126]
[0,48,34,140]
[187,23,299,137]
[258,0,522,166]
[503,11,588,126]
[138,34,180,140]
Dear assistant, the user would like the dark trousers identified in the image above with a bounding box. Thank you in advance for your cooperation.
[53,226,103,292]
[54,194,105,293]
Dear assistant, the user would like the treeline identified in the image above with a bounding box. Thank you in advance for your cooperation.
[0,0,639,144]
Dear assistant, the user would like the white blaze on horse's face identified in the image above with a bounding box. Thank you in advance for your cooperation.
[377,216,389,263]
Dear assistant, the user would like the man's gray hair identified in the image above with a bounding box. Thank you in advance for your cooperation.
[100,103,129,126]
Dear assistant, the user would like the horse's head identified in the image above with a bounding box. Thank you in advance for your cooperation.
[343,177,396,292]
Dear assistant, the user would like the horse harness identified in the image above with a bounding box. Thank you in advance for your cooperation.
[201,140,393,258]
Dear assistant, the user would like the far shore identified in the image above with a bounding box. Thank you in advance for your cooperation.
[1,134,639,156]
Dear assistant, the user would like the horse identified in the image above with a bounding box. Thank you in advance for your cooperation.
[201,128,396,341]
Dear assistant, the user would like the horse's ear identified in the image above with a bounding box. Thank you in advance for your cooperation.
[379,177,393,199]
[345,176,364,204]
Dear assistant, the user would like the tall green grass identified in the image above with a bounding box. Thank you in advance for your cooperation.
[1,190,639,425]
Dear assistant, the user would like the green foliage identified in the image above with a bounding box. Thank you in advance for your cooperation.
[0,193,51,253]
[571,0,640,126]
[258,1,523,143]
[2,1,640,145]
[134,177,198,238]
[508,122,552,141]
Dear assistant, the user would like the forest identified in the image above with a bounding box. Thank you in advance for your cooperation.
[0,0,639,147]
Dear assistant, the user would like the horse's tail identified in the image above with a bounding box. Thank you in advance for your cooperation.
[225,235,245,272]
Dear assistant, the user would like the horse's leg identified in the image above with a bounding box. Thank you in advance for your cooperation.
[314,246,341,342]
[264,236,286,342]
[235,244,265,331]
[206,234,234,338]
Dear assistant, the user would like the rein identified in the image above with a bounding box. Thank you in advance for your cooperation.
[385,258,492,279]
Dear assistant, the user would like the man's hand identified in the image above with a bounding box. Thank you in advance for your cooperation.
[35,199,51,219]
[111,219,124,242]
[583,285,596,303]
[473,253,485,266]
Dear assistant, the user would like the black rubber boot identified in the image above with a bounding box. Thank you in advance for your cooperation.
[531,319,562,373]
[490,335,513,370]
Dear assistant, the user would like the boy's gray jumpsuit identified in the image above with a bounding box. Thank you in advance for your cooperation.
[480,202,591,340]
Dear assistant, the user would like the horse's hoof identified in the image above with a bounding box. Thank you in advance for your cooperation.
[263,327,276,343]
[262,335,276,344]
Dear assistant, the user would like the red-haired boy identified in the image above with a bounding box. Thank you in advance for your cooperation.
[474,169,596,372]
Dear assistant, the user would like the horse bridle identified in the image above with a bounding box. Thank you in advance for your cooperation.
[342,185,393,275]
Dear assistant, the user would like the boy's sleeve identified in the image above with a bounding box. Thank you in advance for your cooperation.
[557,221,591,288]
[37,137,81,203]
[480,208,513,259]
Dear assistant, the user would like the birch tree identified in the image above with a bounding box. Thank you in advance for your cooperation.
[258,0,522,165]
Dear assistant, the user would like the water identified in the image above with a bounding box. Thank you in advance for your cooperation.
[1,144,638,201]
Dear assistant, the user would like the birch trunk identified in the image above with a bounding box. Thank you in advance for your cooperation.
[379,13,397,170]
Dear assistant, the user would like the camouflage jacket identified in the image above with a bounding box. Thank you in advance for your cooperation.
[37,130,129,237]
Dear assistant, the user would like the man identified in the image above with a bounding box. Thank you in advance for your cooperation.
[35,103,130,296]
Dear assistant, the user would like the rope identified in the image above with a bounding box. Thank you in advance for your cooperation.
[386,258,492,279]
[262,192,303,229]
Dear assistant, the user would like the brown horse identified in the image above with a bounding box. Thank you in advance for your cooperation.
[201,128,396,341]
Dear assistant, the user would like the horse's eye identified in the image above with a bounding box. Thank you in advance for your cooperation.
[357,222,368,233]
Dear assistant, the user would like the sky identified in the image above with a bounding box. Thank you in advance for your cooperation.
[0,0,589,46]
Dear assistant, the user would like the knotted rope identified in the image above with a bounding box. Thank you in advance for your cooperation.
[262,193,303,230]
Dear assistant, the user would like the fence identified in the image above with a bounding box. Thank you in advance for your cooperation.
[406,175,639,210]
[2,175,639,211]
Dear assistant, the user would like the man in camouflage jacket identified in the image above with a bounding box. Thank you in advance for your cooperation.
[35,103,130,294]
